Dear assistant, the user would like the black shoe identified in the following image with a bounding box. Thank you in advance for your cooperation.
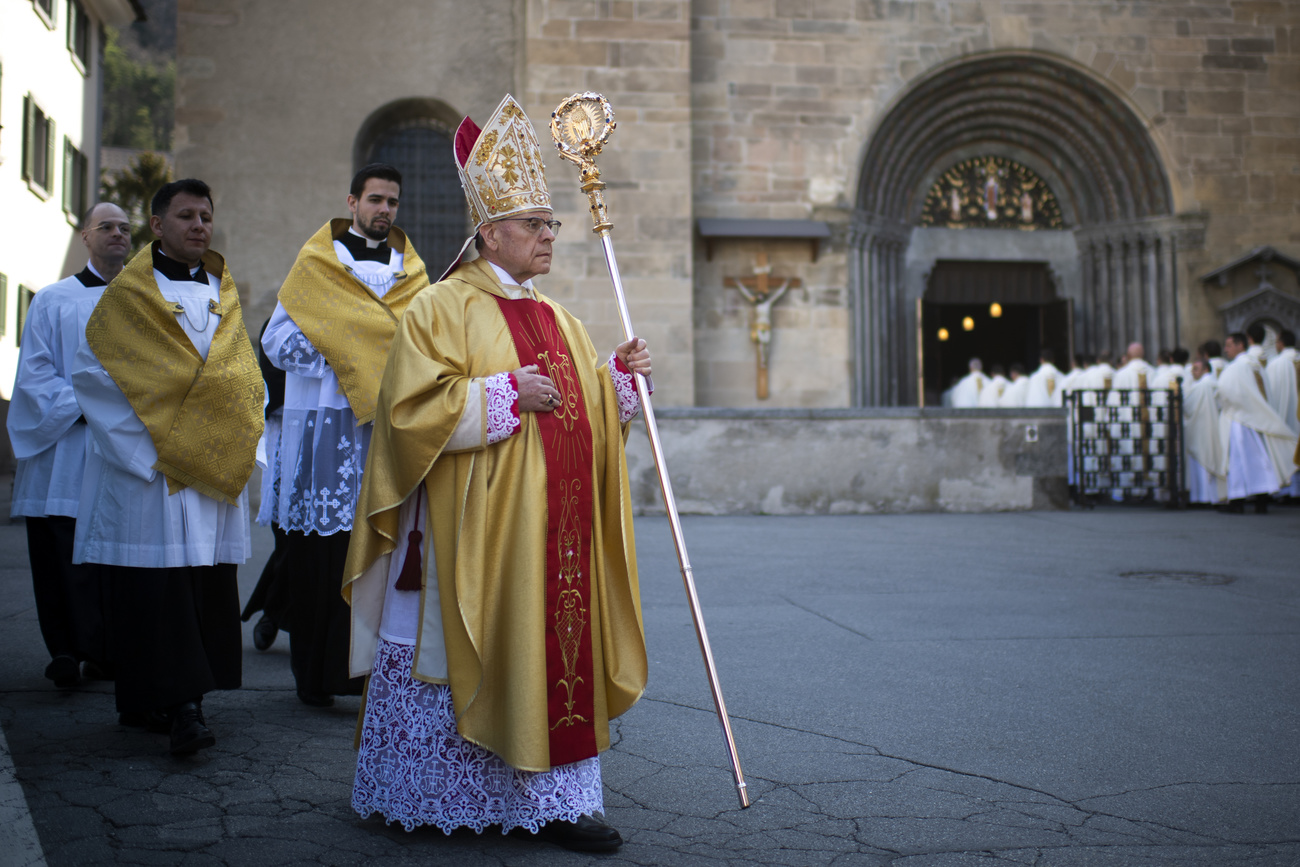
[169,702,215,755]
[44,654,80,688]
[252,614,278,651]
[1254,497,1269,514]
[296,690,334,708]
[81,660,114,681]
[536,814,623,853]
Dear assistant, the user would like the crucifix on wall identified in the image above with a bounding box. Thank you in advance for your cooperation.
[726,251,800,400]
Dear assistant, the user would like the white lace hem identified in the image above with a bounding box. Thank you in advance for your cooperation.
[352,638,603,834]
[609,352,642,424]
[484,371,520,445]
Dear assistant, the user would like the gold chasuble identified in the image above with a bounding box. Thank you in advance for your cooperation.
[345,257,647,772]
[277,219,430,424]
[84,243,264,504]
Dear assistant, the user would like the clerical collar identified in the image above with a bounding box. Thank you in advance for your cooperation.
[338,228,391,263]
[76,264,107,288]
[152,246,208,283]
[487,260,535,291]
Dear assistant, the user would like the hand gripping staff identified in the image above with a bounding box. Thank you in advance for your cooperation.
[551,92,751,809]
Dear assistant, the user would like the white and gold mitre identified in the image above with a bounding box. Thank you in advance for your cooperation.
[454,94,551,229]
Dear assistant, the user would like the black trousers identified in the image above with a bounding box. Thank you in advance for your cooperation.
[26,516,110,665]
[109,564,242,714]
[240,523,292,626]
[283,530,364,697]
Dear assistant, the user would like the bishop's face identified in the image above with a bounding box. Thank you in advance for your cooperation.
[1224,337,1243,360]
[349,178,400,242]
[480,209,556,284]
[150,192,213,266]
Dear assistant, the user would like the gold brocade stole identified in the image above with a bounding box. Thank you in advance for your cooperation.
[277,219,430,424]
[85,244,264,505]
[494,294,599,767]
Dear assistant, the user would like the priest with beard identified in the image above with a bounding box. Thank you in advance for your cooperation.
[71,179,264,753]
[345,95,651,853]
[1216,332,1298,513]
[261,163,430,707]
[8,202,130,689]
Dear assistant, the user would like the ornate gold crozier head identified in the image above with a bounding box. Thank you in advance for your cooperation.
[453,94,551,231]
[550,93,616,182]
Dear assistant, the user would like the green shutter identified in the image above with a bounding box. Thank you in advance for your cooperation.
[22,95,34,182]
[63,137,73,211]
[16,287,33,348]
[46,116,56,192]
[0,274,8,338]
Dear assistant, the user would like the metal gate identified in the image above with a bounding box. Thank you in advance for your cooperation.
[1068,387,1185,507]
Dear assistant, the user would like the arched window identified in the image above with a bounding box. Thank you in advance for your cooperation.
[356,100,467,276]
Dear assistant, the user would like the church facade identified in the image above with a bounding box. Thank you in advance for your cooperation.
[176,0,1299,409]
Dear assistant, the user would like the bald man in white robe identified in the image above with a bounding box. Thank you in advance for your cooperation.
[1112,342,1155,390]
[950,359,988,408]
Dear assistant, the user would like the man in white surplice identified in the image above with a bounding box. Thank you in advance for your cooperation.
[1112,342,1155,390]
[70,179,262,755]
[1216,331,1298,512]
[998,363,1030,407]
[950,358,987,408]
[1025,349,1064,407]
[977,365,1008,408]
[1183,358,1225,504]
[8,202,129,689]
[261,163,429,707]
[1264,328,1299,495]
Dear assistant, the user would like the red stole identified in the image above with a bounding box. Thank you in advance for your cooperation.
[494,295,598,766]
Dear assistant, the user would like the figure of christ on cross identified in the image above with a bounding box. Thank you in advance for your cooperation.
[725,251,800,400]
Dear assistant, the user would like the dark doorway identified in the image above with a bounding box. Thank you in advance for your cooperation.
[920,260,1072,405]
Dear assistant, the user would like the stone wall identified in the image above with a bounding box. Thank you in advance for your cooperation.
[624,408,1069,514]
[174,0,522,328]
[523,0,697,404]
[689,0,1300,405]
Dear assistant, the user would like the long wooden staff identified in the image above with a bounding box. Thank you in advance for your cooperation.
[551,93,751,809]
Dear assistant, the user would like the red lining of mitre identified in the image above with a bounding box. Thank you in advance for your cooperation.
[454,116,482,168]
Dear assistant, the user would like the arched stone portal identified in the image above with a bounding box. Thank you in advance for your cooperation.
[850,53,1203,406]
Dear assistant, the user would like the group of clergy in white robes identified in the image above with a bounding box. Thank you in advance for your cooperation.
[1184,329,1299,509]
[946,354,1064,409]
[943,333,1300,508]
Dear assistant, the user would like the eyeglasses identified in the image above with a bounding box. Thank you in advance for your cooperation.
[499,217,561,237]
[91,221,132,235]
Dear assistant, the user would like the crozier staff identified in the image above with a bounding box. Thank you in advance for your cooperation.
[345,95,650,853]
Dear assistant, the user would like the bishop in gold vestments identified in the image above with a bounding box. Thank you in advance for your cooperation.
[345,95,649,853]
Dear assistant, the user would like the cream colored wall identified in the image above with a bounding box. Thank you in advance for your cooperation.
[0,1,121,400]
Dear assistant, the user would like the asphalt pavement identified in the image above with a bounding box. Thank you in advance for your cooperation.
[1,504,1297,866]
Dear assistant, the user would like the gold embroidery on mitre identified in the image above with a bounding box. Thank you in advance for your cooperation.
[458,94,551,229]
